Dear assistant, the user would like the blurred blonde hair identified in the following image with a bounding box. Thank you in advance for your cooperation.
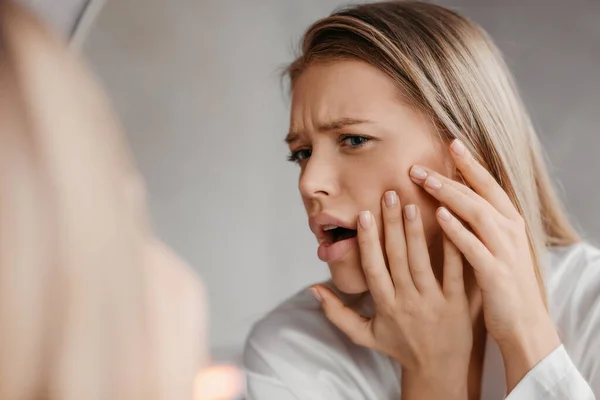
[0,1,205,399]
[286,0,579,302]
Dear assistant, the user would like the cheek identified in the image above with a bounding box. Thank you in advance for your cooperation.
[302,195,310,212]
[362,162,442,243]
[378,146,449,243]
[418,195,442,243]
[398,180,442,242]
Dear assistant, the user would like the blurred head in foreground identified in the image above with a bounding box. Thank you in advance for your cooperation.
[0,1,241,399]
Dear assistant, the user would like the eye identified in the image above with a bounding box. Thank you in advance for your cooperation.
[287,148,312,164]
[340,135,371,148]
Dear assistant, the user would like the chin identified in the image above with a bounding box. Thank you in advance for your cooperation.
[327,249,368,294]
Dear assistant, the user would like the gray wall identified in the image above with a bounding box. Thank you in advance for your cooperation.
[82,0,600,361]
[21,0,91,36]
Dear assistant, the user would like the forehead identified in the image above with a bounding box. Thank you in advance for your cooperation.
[290,60,401,129]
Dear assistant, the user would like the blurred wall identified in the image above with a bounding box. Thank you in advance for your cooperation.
[21,0,91,36]
[82,0,600,360]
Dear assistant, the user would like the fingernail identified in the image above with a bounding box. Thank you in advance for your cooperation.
[310,287,322,302]
[425,175,442,190]
[359,211,372,229]
[404,204,416,221]
[438,207,452,221]
[384,191,397,208]
[410,165,428,180]
[451,139,466,156]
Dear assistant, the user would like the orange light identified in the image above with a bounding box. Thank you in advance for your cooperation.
[194,365,244,400]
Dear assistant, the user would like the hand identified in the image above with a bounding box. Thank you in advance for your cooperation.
[409,139,561,392]
[311,190,472,399]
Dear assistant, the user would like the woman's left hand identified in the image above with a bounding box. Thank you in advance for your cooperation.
[409,139,561,392]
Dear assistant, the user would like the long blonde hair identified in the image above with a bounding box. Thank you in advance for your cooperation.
[0,1,205,399]
[286,1,579,300]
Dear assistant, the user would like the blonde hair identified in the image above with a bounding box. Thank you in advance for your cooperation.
[286,1,579,300]
[0,1,204,399]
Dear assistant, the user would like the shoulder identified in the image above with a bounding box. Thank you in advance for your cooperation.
[546,241,600,305]
[143,238,207,389]
[244,284,372,374]
[545,242,600,378]
[243,283,400,399]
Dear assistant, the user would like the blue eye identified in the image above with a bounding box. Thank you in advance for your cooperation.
[287,135,372,164]
[340,135,371,147]
[287,149,312,163]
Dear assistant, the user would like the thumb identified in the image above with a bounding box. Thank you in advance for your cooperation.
[311,285,374,348]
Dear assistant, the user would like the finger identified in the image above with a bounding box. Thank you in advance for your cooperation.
[381,190,414,294]
[449,139,520,220]
[357,210,396,306]
[409,165,504,252]
[410,165,497,223]
[311,285,375,348]
[403,204,439,294]
[436,207,495,292]
[441,232,465,298]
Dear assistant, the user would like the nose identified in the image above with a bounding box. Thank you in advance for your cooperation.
[298,152,338,200]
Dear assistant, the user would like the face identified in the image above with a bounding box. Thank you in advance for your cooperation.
[288,60,454,294]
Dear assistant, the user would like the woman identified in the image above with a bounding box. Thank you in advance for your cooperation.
[0,1,240,398]
[244,1,599,399]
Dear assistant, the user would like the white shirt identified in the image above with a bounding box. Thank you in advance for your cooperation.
[243,242,600,399]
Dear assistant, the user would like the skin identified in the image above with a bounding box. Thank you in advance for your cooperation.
[289,59,451,294]
[290,60,561,399]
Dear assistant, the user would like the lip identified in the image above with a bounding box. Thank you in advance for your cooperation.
[308,212,357,244]
[317,236,357,263]
[309,212,358,263]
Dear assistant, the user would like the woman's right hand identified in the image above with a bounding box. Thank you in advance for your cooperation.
[311,191,472,399]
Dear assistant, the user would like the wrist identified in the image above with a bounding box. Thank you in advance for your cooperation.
[497,317,561,393]
[401,366,468,400]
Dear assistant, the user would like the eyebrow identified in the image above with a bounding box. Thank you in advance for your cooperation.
[285,117,373,145]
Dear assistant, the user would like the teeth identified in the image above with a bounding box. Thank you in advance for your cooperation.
[323,224,339,231]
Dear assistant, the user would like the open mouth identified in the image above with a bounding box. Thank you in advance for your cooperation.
[323,225,358,244]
